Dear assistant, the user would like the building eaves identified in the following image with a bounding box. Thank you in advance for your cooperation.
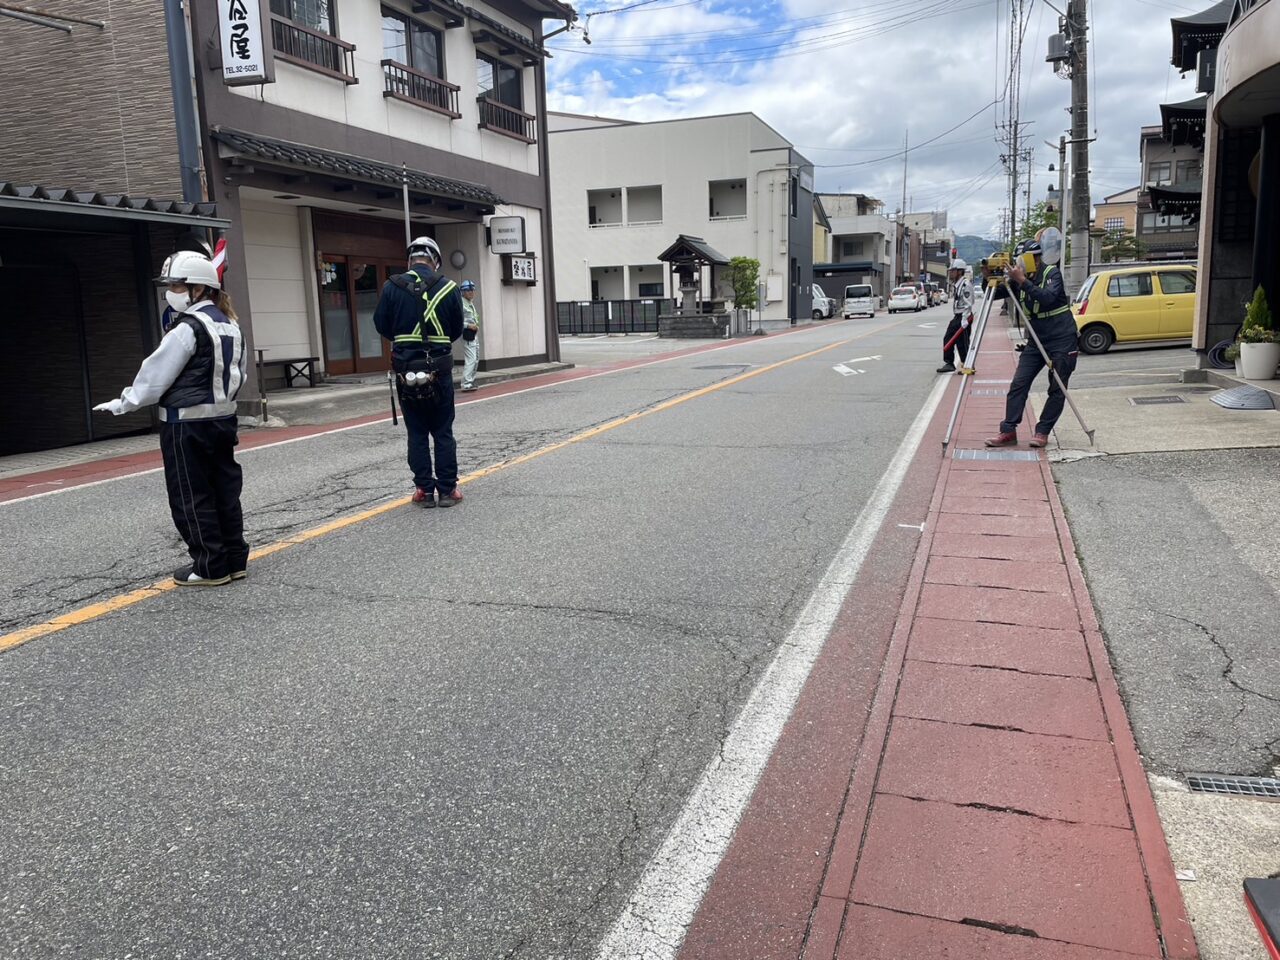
[210,128,504,206]
[0,181,226,226]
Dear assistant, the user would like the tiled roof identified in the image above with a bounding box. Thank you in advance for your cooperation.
[658,234,730,266]
[211,128,504,207]
[0,181,221,218]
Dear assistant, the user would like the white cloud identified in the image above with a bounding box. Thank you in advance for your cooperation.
[548,0,1199,237]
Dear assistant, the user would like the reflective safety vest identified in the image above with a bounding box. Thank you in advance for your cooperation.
[1022,264,1072,321]
[158,302,246,422]
[394,276,458,350]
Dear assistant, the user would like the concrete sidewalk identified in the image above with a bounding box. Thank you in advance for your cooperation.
[806,344,1197,958]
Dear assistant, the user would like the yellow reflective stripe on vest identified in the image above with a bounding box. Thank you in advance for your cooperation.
[1026,264,1072,319]
[422,280,456,344]
[394,279,457,344]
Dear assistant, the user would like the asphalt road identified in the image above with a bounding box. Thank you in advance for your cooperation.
[1,308,955,958]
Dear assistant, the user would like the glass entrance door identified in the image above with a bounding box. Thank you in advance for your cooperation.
[318,257,397,376]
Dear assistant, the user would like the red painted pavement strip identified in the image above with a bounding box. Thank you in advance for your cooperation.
[940,494,1053,518]
[1041,457,1199,959]
[926,555,1072,594]
[0,327,844,503]
[838,905,1151,960]
[678,371,958,960]
[930,530,1063,563]
[916,581,1081,629]
[849,795,1161,957]
[934,512,1058,538]
[876,717,1131,828]
[894,660,1110,741]
[906,617,1093,679]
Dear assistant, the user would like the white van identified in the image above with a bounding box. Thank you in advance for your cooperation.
[842,283,877,318]
[811,283,836,320]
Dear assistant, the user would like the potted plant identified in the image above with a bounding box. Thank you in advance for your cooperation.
[1224,342,1242,377]
[1238,287,1280,380]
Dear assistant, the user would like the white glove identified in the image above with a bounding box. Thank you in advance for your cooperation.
[961,315,971,330]
[93,399,125,415]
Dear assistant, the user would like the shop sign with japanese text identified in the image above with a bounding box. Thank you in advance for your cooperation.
[218,0,274,86]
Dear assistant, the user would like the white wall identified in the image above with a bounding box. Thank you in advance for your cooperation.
[435,206,547,363]
[236,0,539,176]
[549,113,798,321]
[241,197,312,360]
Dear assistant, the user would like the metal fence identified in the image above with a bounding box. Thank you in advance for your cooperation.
[556,299,674,335]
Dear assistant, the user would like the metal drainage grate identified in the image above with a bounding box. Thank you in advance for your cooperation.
[953,448,1040,461]
[972,389,1005,396]
[1187,773,1280,800]
[1129,395,1187,406]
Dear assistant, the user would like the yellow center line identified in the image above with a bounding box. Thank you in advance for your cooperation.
[1,322,901,654]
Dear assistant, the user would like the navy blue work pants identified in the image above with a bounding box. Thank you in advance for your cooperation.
[1000,331,1079,436]
[159,417,248,579]
[399,370,457,494]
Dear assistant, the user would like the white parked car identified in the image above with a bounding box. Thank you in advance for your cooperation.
[842,283,877,319]
[888,286,925,313]
[811,282,837,320]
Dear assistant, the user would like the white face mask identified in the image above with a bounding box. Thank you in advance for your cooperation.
[166,290,192,314]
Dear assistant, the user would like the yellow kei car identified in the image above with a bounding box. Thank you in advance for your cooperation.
[1072,265,1197,354]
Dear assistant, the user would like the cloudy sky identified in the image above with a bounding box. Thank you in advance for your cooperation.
[544,0,1204,238]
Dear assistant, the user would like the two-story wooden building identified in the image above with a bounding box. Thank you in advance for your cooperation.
[193,0,573,382]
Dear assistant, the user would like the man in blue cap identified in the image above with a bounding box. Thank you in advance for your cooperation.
[460,280,480,392]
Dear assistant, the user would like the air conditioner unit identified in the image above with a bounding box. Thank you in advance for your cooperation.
[1046,33,1069,64]
[1196,47,1217,94]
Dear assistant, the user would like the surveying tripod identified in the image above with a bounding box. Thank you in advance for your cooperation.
[941,277,1096,449]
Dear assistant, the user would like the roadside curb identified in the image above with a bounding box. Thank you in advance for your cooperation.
[1042,458,1199,958]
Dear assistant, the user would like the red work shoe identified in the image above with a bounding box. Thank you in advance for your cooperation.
[437,488,464,508]
[984,431,1018,447]
[1028,433,1050,448]
[412,487,436,508]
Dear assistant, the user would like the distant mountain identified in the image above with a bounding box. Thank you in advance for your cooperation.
[953,235,1004,264]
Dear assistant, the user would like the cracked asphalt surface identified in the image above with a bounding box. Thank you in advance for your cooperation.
[1054,447,1280,778]
[0,311,947,958]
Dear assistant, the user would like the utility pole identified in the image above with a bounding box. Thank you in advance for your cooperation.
[1066,0,1090,293]
[901,129,909,284]
[163,0,204,202]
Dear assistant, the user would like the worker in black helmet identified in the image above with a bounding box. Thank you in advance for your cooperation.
[373,236,465,507]
[985,237,1078,449]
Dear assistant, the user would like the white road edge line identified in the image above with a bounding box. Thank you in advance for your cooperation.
[2,320,874,507]
[594,373,951,960]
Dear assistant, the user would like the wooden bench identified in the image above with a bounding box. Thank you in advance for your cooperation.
[255,351,320,389]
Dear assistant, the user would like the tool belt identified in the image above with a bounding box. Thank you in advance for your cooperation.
[393,349,451,405]
[463,327,477,342]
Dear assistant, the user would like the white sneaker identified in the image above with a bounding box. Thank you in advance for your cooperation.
[173,566,231,587]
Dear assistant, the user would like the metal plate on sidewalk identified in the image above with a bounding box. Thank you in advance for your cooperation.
[1186,773,1280,800]
[1128,395,1187,406]
[952,449,1040,461]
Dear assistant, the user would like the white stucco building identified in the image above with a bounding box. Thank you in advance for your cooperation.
[548,112,815,323]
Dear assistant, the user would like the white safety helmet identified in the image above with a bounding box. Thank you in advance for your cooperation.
[407,235,442,265]
[949,258,968,272]
[156,250,221,290]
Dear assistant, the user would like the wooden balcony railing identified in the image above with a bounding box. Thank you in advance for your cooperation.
[477,96,536,144]
[270,15,357,84]
[381,60,461,118]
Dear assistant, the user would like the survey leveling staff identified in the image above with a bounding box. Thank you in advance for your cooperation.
[94,251,250,586]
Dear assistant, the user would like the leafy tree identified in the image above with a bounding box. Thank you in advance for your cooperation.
[1015,201,1058,246]
[1101,230,1142,263]
[728,256,760,310]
